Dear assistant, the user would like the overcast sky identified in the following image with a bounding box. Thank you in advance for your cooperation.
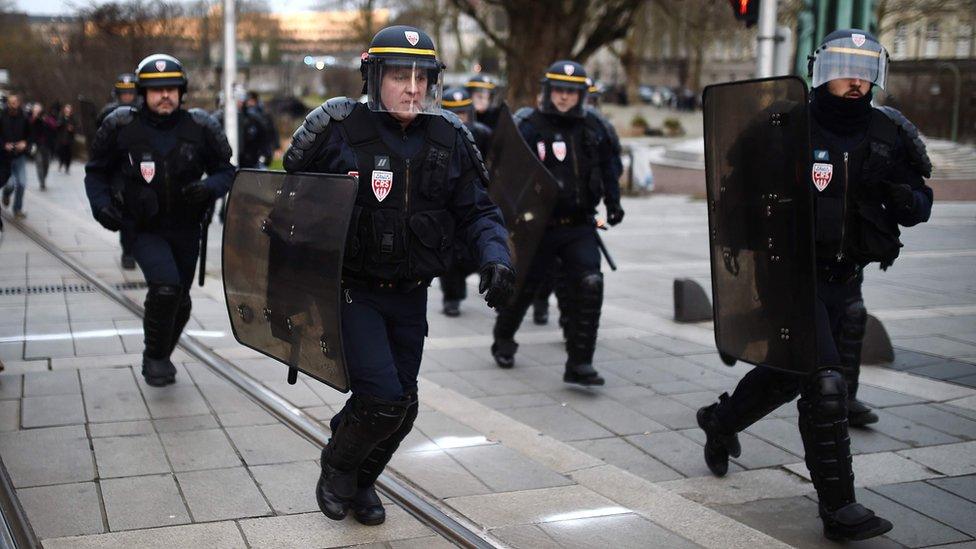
[14,0,319,16]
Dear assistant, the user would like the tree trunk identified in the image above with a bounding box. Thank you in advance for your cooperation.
[503,4,580,108]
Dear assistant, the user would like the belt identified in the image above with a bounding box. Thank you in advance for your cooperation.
[341,276,426,293]
[817,262,863,284]
[547,213,593,227]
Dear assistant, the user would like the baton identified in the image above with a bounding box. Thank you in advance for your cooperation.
[198,201,215,287]
[593,218,617,271]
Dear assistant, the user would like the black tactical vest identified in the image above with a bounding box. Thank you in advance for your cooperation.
[115,110,209,224]
[334,105,460,283]
[527,110,602,218]
[810,110,904,268]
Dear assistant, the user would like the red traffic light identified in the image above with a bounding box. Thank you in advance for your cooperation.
[728,0,759,26]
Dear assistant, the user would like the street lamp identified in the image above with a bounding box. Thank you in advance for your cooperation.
[933,61,961,142]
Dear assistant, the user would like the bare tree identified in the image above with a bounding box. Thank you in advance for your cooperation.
[451,0,644,107]
[315,0,386,50]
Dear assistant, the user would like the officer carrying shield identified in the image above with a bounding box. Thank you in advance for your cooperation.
[491,60,624,386]
[465,74,501,130]
[697,30,932,541]
[283,26,514,526]
[96,72,142,271]
[85,54,235,387]
[438,86,493,316]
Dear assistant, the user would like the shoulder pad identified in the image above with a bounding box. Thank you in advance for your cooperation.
[284,97,355,172]
[877,106,932,178]
[102,105,137,130]
[442,112,489,185]
[188,108,233,161]
[513,107,534,125]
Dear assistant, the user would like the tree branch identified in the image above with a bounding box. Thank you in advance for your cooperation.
[449,0,515,56]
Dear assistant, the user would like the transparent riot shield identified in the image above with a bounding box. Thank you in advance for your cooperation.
[703,76,817,374]
[222,169,357,391]
[486,103,560,293]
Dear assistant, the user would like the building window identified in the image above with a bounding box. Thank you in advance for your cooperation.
[893,22,908,59]
[956,23,972,58]
[925,21,940,58]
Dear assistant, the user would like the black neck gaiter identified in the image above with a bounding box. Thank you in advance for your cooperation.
[810,86,873,136]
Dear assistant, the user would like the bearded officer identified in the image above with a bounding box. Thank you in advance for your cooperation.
[283,26,513,526]
[96,72,142,271]
[696,29,932,541]
[491,60,623,385]
[438,86,493,316]
[85,54,234,386]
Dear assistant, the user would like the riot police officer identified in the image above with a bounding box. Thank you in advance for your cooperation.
[438,86,493,316]
[465,74,500,130]
[85,54,234,387]
[216,92,270,170]
[491,60,624,386]
[697,30,932,541]
[96,73,142,270]
[283,26,514,526]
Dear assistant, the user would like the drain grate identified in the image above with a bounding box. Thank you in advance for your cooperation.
[0,281,149,296]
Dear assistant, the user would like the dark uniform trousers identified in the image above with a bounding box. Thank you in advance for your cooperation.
[125,221,201,290]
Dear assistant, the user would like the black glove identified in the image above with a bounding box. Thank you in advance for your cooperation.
[884,182,915,212]
[479,263,516,310]
[606,202,625,226]
[182,181,213,206]
[95,204,124,232]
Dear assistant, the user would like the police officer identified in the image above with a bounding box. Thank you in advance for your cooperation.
[85,54,234,387]
[697,30,932,541]
[438,86,493,316]
[216,92,269,170]
[283,26,514,526]
[465,74,500,130]
[491,60,624,386]
[96,73,142,270]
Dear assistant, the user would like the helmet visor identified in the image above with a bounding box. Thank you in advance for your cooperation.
[812,36,888,89]
[366,58,443,116]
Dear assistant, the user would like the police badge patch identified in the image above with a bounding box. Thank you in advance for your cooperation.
[372,170,393,202]
[140,161,156,183]
[564,64,575,76]
[155,60,167,72]
[536,141,546,161]
[405,31,420,46]
[812,162,833,191]
[552,141,567,162]
[851,33,866,47]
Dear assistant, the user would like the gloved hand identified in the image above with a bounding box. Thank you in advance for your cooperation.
[182,181,213,206]
[606,202,625,226]
[95,204,124,232]
[479,263,516,310]
[884,182,915,212]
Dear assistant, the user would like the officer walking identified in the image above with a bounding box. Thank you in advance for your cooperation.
[438,86,493,316]
[85,54,234,386]
[465,74,500,131]
[96,73,142,270]
[283,26,513,525]
[697,30,932,541]
[491,61,624,386]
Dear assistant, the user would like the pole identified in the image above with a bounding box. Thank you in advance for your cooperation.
[756,0,779,78]
[936,62,961,142]
[223,0,238,165]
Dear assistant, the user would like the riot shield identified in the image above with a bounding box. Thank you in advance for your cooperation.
[486,103,560,292]
[702,76,817,375]
[78,99,98,153]
[222,169,357,392]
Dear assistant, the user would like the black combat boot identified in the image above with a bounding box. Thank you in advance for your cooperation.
[563,361,605,386]
[317,394,409,521]
[563,273,604,386]
[697,394,742,476]
[351,391,419,525]
[442,299,461,317]
[141,284,182,387]
[845,370,878,427]
[491,339,518,369]
[799,369,892,541]
[532,298,549,325]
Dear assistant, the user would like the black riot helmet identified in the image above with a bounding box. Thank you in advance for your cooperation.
[585,78,602,107]
[540,60,589,118]
[808,28,889,90]
[135,54,188,95]
[113,73,137,100]
[441,87,474,122]
[360,25,445,116]
[465,74,496,113]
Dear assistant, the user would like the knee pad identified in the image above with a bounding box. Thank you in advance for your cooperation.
[805,369,848,419]
[576,272,603,308]
[840,300,867,340]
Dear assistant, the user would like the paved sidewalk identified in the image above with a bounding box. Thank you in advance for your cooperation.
[2,161,975,548]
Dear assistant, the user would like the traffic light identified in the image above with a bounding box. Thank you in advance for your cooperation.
[728,0,760,27]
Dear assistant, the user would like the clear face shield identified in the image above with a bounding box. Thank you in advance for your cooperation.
[541,82,586,118]
[366,58,443,116]
[812,36,889,90]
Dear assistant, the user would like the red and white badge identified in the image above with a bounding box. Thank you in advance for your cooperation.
[371,170,393,202]
[812,162,833,191]
[851,33,866,47]
[155,60,167,72]
[536,141,546,161]
[404,31,420,46]
[552,141,567,162]
[140,161,156,183]
[348,171,359,178]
